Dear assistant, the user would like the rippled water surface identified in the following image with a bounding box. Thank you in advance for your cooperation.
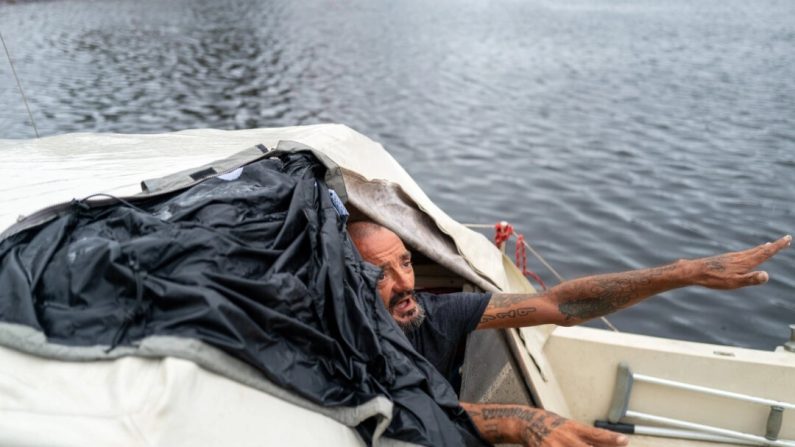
[2,0,794,349]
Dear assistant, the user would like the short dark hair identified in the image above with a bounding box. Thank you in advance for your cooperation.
[347,221,387,242]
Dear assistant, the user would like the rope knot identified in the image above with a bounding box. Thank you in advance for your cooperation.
[494,221,514,246]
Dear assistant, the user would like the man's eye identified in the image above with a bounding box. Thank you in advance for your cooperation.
[403,261,412,268]
[377,271,386,282]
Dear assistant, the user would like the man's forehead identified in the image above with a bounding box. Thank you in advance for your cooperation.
[380,250,412,265]
[354,228,409,261]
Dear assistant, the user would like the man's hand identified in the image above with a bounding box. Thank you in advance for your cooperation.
[477,235,791,329]
[461,402,628,447]
[691,235,791,289]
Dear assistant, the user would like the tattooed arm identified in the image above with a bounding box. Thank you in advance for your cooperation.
[461,402,627,447]
[478,235,791,330]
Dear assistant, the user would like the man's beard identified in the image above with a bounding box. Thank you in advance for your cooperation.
[395,301,425,333]
[389,290,426,333]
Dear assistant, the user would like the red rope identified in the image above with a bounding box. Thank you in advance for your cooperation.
[494,221,514,246]
[516,234,547,290]
[494,221,547,291]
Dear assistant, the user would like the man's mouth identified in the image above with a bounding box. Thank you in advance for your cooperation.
[389,293,426,333]
[393,296,414,312]
[389,292,415,314]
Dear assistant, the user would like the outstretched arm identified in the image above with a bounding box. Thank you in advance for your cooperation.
[477,235,791,330]
[461,402,627,447]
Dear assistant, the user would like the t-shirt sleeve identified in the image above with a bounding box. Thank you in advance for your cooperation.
[437,292,492,340]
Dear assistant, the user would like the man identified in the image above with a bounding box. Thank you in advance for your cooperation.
[347,221,791,447]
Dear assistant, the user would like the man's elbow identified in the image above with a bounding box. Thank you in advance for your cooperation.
[556,316,581,327]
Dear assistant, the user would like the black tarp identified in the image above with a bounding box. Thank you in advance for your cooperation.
[0,153,486,446]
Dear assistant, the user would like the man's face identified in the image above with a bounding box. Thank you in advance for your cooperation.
[350,227,424,331]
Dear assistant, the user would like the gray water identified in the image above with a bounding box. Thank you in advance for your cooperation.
[1,0,794,350]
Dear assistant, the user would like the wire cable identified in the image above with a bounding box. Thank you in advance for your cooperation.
[1,30,39,138]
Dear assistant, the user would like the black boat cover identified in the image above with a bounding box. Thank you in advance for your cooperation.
[0,152,486,446]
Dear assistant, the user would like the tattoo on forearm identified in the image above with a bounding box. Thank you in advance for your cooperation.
[483,423,509,444]
[557,264,677,321]
[706,255,727,272]
[557,276,640,320]
[558,298,616,321]
[478,407,566,446]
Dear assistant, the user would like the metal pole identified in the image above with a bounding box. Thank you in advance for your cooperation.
[633,425,764,446]
[627,410,795,447]
[634,373,795,410]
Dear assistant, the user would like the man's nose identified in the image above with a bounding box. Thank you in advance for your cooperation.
[393,270,412,291]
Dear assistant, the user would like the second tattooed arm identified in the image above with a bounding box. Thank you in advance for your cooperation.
[461,402,628,447]
[477,235,791,329]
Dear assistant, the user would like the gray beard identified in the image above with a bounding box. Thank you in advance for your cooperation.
[396,302,426,333]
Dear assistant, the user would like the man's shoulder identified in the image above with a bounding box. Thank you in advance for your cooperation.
[412,290,493,348]
[415,290,492,315]
[416,290,492,301]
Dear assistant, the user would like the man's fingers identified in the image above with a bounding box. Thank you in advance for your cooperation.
[724,235,792,272]
[580,425,629,446]
[773,234,792,252]
[751,235,791,263]
[742,271,769,286]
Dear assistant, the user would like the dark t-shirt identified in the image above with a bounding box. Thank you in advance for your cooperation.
[405,291,492,394]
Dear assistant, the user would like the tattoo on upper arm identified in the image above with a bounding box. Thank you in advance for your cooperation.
[480,294,539,325]
[558,264,677,321]
[488,293,531,308]
[480,307,537,325]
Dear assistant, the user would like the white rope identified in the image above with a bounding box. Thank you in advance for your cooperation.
[463,222,620,332]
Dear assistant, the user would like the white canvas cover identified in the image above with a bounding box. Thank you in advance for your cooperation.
[0,124,532,446]
[0,343,367,446]
[0,124,526,293]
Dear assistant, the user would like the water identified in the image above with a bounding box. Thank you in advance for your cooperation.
[1,0,794,350]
